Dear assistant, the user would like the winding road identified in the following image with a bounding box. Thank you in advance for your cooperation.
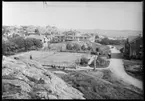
[79,46,143,90]
[108,46,143,90]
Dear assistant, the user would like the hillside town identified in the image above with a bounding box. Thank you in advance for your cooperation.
[2,2,143,100]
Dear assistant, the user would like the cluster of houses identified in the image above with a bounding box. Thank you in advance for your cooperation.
[3,27,106,49]
[23,30,98,44]
[122,34,143,59]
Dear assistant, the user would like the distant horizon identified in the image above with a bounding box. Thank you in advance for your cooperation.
[2,24,142,38]
[2,24,142,32]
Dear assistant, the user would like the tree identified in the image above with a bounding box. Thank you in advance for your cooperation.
[95,35,99,39]
[24,38,34,51]
[33,38,43,49]
[98,38,109,45]
[2,40,18,55]
[9,36,25,50]
[35,29,40,35]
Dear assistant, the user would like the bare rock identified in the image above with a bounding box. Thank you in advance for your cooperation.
[48,95,58,99]
[2,56,85,99]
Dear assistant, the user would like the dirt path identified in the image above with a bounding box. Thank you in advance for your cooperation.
[80,46,143,90]
[108,46,143,90]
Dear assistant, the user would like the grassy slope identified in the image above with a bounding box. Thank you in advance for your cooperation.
[123,59,143,80]
[60,69,143,99]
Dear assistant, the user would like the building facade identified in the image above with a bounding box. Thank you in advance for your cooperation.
[123,34,143,59]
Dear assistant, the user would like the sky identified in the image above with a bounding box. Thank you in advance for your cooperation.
[2,2,143,31]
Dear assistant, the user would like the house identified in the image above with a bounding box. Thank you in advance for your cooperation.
[51,34,65,42]
[64,31,76,41]
[123,34,143,59]
[78,34,90,41]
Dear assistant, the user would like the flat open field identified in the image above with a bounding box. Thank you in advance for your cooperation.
[9,50,91,68]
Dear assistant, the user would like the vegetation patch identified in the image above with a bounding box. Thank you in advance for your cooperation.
[61,70,143,99]
[123,59,143,80]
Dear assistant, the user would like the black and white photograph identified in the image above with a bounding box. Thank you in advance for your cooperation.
[2,1,143,99]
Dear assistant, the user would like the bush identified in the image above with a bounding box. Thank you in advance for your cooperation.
[72,43,80,51]
[80,56,89,66]
[90,56,110,68]
[87,46,92,51]
[66,43,72,50]
[81,45,87,51]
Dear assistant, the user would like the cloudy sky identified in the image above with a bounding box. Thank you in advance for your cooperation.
[2,2,142,31]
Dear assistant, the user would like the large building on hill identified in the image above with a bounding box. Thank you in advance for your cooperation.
[123,34,143,59]
[52,34,65,42]
[64,31,76,41]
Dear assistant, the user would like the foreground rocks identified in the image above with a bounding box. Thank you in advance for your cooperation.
[61,70,143,99]
[2,56,85,99]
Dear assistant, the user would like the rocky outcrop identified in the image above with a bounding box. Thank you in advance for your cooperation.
[2,56,85,99]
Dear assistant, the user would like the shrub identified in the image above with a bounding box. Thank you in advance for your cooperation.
[81,45,88,51]
[80,56,89,66]
[90,56,109,68]
[66,43,72,50]
[73,43,80,51]
[87,46,92,51]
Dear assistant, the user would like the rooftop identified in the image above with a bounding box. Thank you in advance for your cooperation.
[25,35,43,40]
